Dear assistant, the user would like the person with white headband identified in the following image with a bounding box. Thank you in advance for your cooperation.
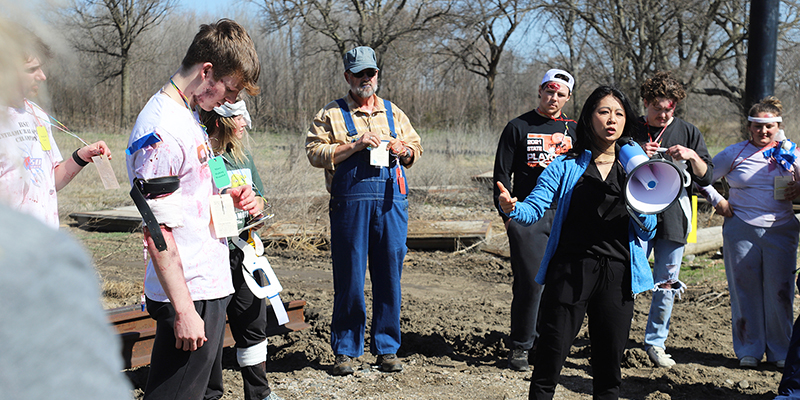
[697,96,800,371]
[199,101,281,400]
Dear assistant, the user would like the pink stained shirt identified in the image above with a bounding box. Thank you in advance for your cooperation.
[126,92,233,302]
[0,102,63,229]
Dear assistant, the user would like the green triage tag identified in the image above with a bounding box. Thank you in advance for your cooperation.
[208,156,231,189]
[37,126,51,151]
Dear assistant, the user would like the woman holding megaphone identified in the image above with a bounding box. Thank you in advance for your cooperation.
[698,96,800,372]
[498,86,656,400]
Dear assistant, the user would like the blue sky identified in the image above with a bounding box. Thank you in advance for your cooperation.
[176,0,259,17]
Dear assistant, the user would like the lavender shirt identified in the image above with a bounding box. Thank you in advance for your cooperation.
[699,140,800,228]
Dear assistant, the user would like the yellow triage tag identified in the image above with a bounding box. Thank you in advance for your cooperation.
[687,195,698,243]
[36,126,51,151]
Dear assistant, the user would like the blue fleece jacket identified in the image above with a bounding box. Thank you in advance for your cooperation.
[507,149,656,294]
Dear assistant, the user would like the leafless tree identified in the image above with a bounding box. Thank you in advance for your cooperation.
[543,0,800,116]
[537,3,587,118]
[253,0,451,73]
[435,0,538,125]
[59,0,175,127]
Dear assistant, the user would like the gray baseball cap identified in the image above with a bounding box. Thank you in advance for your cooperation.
[343,46,379,73]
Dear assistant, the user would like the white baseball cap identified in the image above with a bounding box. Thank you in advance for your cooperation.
[541,69,575,93]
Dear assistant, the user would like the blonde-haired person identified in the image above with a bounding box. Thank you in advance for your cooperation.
[200,101,280,400]
[699,96,800,369]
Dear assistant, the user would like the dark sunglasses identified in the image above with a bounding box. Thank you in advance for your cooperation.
[352,69,377,78]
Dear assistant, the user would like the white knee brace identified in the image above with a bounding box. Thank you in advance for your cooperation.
[236,339,268,368]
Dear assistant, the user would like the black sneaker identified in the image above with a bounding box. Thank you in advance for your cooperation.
[508,349,530,371]
[331,354,354,376]
[377,354,403,372]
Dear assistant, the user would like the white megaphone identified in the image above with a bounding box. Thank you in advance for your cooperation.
[619,139,686,216]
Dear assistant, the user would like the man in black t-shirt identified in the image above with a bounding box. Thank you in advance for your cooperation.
[493,69,577,371]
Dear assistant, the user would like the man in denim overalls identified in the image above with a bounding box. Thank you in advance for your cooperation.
[306,46,423,376]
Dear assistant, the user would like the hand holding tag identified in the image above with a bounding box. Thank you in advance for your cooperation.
[210,194,239,238]
[370,140,390,167]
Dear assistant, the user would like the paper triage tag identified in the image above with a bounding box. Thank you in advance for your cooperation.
[36,126,51,151]
[369,140,390,167]
[774,176,793,200]
[209,194,238,238]
[92,154,120,189]
[208,156,231,189]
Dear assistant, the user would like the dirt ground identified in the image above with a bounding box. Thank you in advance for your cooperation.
[69,189,794,400]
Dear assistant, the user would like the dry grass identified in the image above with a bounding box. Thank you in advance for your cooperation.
[56,127,497,227]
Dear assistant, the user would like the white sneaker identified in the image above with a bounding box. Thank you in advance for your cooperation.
[739,356,758,368]
[647,346,676,368]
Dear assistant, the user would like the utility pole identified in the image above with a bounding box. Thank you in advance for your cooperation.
[745,0,779,112]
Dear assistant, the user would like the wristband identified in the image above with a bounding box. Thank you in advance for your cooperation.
[72,149,89,167]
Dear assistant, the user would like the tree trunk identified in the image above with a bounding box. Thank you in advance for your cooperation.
[486,73,496,126]
[120,55,130,129]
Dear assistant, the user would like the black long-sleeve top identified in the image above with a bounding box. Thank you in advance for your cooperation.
[493,110,577,221]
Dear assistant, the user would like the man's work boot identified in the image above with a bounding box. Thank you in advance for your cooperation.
[507,349,530,371]
[377,354,403,372]
[331,354,355,376]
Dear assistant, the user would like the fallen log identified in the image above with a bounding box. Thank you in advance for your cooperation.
[107,299,311,369]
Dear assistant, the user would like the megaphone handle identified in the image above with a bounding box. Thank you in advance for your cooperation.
[626,205,654,232]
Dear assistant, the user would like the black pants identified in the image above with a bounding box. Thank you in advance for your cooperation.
[228,247,271,400]
[144,295,231,400]
[529,256,634,400]
[507,210,554,351]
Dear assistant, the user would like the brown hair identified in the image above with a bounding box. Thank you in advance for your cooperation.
[21,27,51,63]
[640,71,686,104]
[199,108,248,164]
[748,96,783,125]
[181,19,260,96]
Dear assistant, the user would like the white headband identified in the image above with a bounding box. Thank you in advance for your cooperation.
[748,116,782,123]
[214,100,252,128]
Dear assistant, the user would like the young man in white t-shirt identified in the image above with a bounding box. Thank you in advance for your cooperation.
[125,19,271,400]
[0,33,111,229]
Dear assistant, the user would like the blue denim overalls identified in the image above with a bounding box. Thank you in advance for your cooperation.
[329,98,409,358]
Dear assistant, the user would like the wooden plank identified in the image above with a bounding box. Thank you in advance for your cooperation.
[406,220,492,250]
[108,299,310,369]
[263,220,492,251]
[69,206,142,232]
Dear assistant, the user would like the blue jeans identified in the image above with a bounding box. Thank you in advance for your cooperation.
[644,239,685,351]
[724,215,797,361]
[328,152,408,358]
